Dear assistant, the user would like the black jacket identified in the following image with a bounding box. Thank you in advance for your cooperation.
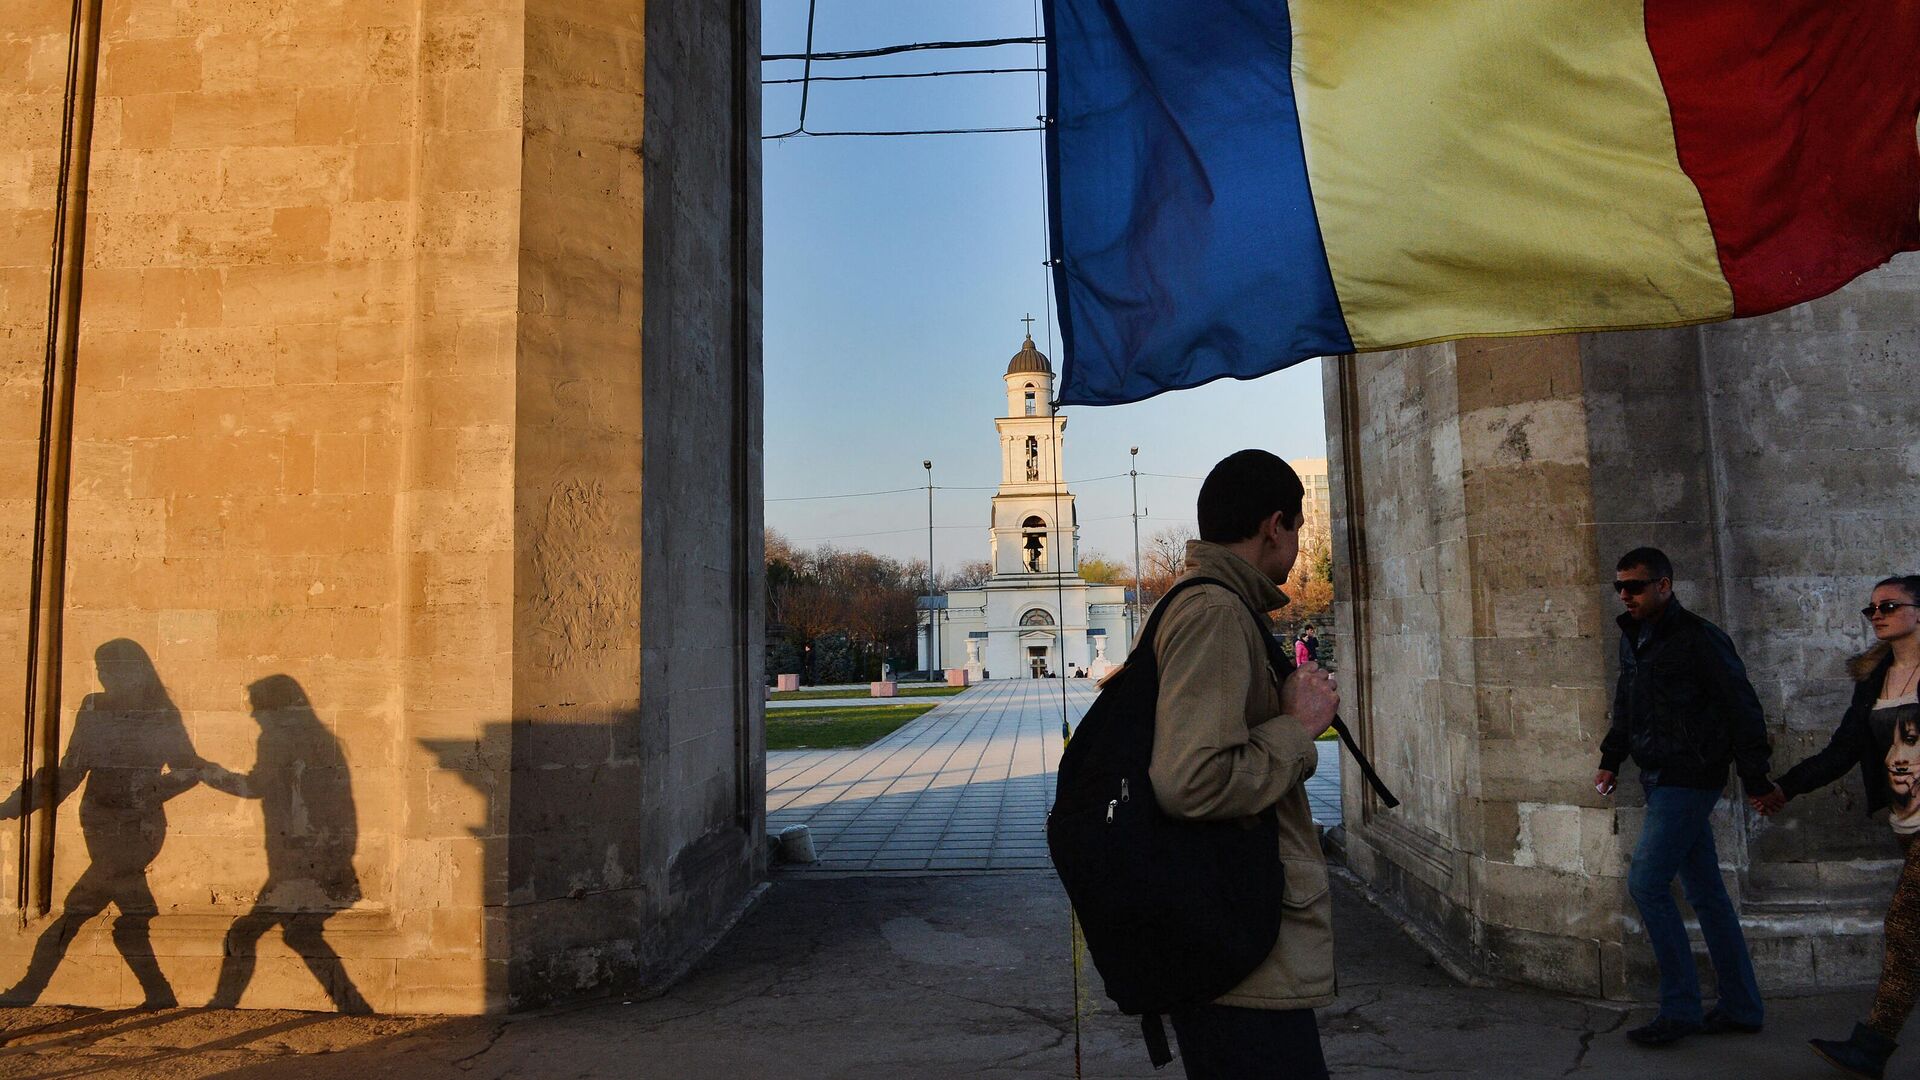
[1598,599,1773,794]
[1776,647,1908,813]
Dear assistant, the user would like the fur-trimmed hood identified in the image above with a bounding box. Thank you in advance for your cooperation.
[1852,642,1893,682]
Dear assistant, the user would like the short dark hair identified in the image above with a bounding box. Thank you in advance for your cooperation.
[1198,450,1305,543]
[1617,547,1673,581]
[1875,575,1920,605]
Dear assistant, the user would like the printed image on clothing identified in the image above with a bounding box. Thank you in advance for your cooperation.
[1886,704,1920,835]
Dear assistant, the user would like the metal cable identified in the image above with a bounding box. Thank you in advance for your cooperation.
[767,0,822,138]
[763,36,1043,63]
[764,66,1042,85]
[765,125,1043,140]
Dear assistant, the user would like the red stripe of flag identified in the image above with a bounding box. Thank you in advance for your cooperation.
[1646,1,1920,316]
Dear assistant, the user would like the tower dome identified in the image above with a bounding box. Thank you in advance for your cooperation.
[1006,334,1052,377]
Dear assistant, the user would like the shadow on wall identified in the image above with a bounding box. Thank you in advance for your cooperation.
[0,640,368,1012]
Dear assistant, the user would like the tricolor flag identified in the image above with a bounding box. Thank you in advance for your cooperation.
[1044,1,1920,407]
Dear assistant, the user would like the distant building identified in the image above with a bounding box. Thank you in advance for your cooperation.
[1291,456,1331,524]
[918,335,1130,678]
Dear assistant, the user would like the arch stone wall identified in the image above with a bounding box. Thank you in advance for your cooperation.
[0,0,762,1013]
[1325,254,1920,998]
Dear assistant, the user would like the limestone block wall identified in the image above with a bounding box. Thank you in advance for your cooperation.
[1694,254,1920,980]
[1328,255,1920,999]
[1327,336,1623,994]
[0,0,761,1014]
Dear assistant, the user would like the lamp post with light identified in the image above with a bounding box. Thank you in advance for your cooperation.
[924,459,937,682]
[1130,446,1142,647]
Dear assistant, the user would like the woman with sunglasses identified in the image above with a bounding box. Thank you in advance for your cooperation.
[1754,575,1920,1079]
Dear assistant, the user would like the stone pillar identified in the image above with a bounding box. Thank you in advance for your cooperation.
[0,0,762,1013]
[1326,254,1920,999]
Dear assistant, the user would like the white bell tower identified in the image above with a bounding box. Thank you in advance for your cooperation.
[918,319,1132,681]
[991,326,1075,580]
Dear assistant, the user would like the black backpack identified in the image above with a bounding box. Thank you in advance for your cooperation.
[1046,577,1399,1067]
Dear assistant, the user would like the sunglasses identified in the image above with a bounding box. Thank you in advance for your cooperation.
[1612,579,1660,595]
[1863,601,1920,619]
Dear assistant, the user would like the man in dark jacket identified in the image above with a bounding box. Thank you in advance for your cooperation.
[1595,547,1774,1048]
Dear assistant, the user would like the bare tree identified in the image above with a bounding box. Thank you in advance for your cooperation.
[766,539,927,682]
[777,582,842,650]
[941,560,993,590]
[1140,525,1195,607]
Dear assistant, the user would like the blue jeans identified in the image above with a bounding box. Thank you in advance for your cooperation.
[1627,783,1764,1026]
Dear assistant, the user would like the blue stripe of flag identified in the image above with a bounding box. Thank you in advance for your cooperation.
[1046,0,1354,407]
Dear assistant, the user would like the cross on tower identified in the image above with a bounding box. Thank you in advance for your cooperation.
[1021,313,1035,338]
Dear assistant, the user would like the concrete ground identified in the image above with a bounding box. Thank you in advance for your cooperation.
[0,682,1870,1077]
[0,870,1879,1079]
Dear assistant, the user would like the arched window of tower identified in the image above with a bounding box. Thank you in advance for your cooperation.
[1021,515,1047,573]
[1020,608,1055,627]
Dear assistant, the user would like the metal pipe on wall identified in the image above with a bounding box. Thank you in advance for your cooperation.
[21,0,105,917]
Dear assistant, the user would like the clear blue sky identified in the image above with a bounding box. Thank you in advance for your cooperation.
[761,0,1328,573]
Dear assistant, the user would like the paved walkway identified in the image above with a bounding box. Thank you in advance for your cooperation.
[767,681,1346,873]
[0,873,1870,1078]
[767,680,1088,871]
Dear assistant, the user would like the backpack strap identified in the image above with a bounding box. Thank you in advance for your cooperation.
[1140,1013,1173,1068]
[1128,576,1237,665]
[1247,608,1402,810]
[1138,576,1402,809]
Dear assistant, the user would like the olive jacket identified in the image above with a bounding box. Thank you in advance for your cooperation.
[1147,541,1333,1011]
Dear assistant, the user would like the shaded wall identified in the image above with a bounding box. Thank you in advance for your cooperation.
[0,0,762,1013]
[1328,254,1920,997]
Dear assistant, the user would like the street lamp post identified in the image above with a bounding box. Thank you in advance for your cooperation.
[1130,446,1142,647]
[924,459,936,682]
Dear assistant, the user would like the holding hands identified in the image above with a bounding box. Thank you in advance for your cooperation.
[1749,788,1787,816]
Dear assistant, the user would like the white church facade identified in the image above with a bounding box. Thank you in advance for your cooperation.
[917,335,1133,680]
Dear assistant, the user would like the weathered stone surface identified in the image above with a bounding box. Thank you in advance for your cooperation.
[1326,253,1920,998]
[0,0,761,1013]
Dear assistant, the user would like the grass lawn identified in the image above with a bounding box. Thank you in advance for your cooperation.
[769,685,968,702]
[766,703,941,750]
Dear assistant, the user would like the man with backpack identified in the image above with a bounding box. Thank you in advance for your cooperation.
[1148,450,1341,1078]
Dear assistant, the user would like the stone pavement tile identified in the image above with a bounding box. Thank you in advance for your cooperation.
[3,834,1877,1076]
[768,681,1096,875]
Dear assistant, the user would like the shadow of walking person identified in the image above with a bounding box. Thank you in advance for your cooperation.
[204,675,370,1013]
[0,639,212,1008]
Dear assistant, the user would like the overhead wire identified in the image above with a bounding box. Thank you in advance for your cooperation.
[762,18,1049,140]
[765,474,1129,502]
[763,67,1042,86]
[766,126,1043,140]
[762,36,1043,63]
[764,0,821,139]
[786,524,977,542]
[766,485,923,503]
